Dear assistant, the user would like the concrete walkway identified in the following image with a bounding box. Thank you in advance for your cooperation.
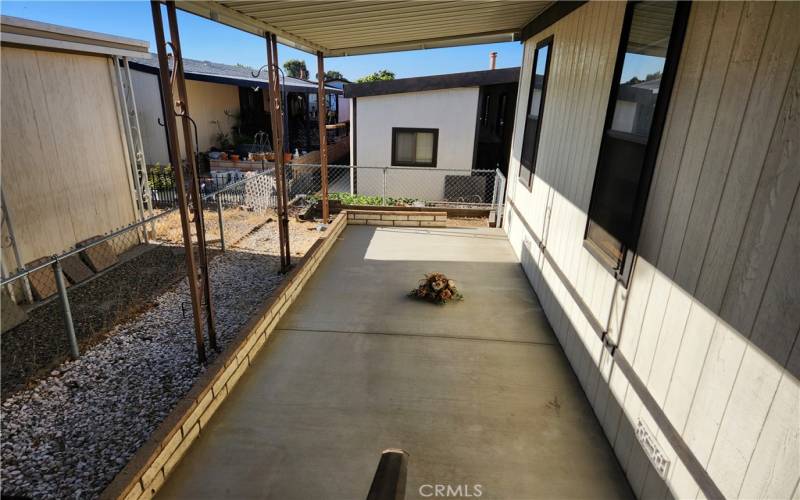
[158,226,632,499]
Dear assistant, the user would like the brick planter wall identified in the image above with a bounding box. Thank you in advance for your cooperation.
[346,209,446,227]
[102,212,347,500]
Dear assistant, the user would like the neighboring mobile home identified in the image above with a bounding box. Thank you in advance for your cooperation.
[504,2,799,498]
[0,16,150,271]
[128,56,344,164]
[345,67,518,201]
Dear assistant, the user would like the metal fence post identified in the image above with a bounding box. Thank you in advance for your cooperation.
[53,258,79,359]
[216,193,226,252]
[349,165,355,195]
[382,167,387,206]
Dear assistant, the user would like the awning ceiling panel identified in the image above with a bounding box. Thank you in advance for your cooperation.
[179,1,553,56]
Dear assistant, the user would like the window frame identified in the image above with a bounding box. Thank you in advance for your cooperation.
[518,35,554,189]
[583,0,691,285]
[391,127,439,168]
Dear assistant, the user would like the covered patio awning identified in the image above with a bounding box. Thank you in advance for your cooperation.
[179,1,560,56]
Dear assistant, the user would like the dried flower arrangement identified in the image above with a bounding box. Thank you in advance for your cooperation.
[409,272,463,304]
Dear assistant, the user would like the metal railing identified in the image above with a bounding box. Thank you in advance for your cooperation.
[1,164,506,379]
[0,169,277,368]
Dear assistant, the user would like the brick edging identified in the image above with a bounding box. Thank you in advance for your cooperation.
[101,212,347,500]
[346,209,446,227]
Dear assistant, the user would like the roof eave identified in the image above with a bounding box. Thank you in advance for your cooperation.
[178,1,327,54]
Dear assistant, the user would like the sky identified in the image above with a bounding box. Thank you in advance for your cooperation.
[0,1,524,80]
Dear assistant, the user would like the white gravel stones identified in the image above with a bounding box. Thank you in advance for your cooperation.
[1,240,287,498]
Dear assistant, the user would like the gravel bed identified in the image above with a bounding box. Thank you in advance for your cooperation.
[1,246,191,399]
[0,220,317,498]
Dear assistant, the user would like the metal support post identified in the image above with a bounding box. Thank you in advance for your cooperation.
[165,0,217,351]
[382,167,387,207]
[150,0,209,363]
[265,32,291,272]
[1,190,33,303]
[53,259,79,359]
[216,193,226,252]
[316,51,329,223]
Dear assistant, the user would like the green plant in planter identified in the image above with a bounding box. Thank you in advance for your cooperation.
[311,192,419,207]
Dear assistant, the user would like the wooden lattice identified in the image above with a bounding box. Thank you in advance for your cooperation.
[243,173,277,213]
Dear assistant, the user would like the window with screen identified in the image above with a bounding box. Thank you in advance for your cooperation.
[519,36,553,187]
[392,128,438,167]
[585,1,689,276]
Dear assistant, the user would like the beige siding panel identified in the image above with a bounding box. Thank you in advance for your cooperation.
[705,344,783,498]
[662,302,716,433]
[506,2,799,498]
[721,52,800,342]
[643,285,692,407]
[673,2,775,295]
[638,1,719,264]
[0,47,136,263]
[695,0,800,312]
[681,321,747,468]
[657,1,743,278]
[178,80,241,155]
[738,373,800,500]
[747,192,800,372]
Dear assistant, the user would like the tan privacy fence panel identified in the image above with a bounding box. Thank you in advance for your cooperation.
[1,46,137,267]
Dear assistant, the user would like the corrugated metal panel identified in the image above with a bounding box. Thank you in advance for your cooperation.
[178,1,552,56]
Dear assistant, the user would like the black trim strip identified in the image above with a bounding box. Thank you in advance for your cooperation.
[127,61,342,95]
[521,1,586,41]
[507,198,723,500]
[344,67,519,98]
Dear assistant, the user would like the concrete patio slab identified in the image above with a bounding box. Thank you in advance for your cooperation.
[158,226,632,499]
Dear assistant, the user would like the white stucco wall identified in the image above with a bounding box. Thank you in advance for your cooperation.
[354,88,479,201]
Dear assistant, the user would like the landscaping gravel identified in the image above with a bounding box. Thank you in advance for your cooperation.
[1,245,191,399]
[0,219,319,498]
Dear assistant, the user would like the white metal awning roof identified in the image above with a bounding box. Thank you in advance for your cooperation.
[179,1,553,56]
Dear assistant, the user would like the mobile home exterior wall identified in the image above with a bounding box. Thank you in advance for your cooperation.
[355,87,479,200]
[0,44,140,267]
[504,2,799,499]
[129,70,241,164]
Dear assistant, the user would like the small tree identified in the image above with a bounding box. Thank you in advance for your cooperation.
[283,59,308,79]
[356,69,395,83]
[324,70,345,81]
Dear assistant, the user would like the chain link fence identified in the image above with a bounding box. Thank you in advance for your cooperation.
[285,164,505,210]
[1,164,506,395]
[0,169,285,395]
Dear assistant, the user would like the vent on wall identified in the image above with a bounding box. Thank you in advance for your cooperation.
[636,419,671,479]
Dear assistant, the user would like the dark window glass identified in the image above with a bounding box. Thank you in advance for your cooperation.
[392,128,438,167]
[586,1,688,273]
[519,37,553,187]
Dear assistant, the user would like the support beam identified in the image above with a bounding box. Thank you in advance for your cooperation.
[316,51,329,222]
[150,0,209,363]
[165,0,218,351]
[265,32,291,271]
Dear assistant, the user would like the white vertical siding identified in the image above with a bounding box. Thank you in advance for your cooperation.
[504,1,800,498]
